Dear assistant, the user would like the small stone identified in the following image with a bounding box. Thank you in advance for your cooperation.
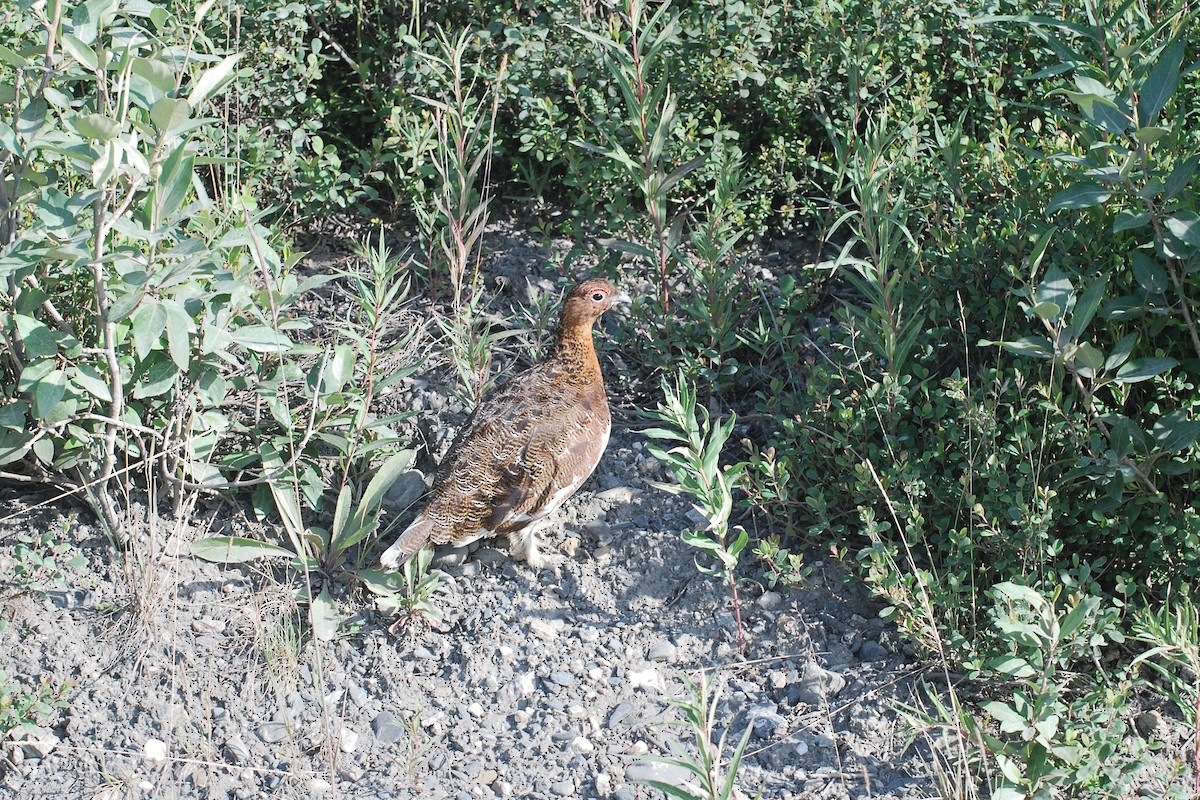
[223,735,250,763]
[747,704,787,736]
[339,728,360,753]
[859,640,889,662]
[647,641,677,662]
[570,736,594,754]
[16,727,58,759]
[309,777,333,794]
[257,722,289,744]
[433,549,467,569]
[492,780,513,797]
[191,617,226,635]
[594,772,613,795]
[626,761,693,785]
[371,712,406,744]
[757,591,783,609]
[629,667,665,692]
[347,682,369,707]
[794,740,809,756]
[142,738,167,763]
[549,671,575,687]
[596,486,638,503]
[384,470,427,510]
[530,619,562,640]
[579,627,601,643]
[794,661,847,707]
[562,537,581,557]
[551,779,575,796]
[608,701,639,728]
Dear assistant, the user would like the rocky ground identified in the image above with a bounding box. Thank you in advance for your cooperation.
[0,220,984,799]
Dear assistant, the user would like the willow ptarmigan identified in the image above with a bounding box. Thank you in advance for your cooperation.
[379,278,629,570]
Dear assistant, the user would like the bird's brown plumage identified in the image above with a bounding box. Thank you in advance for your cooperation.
[379,278,626,569]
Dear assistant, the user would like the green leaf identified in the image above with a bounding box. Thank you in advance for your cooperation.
[1138,40,1183,125]
[15,314,58,359]
[1153,410,1200,452]
[1031,300,1061,321]
[31,368,67,420]
[0,44,28,68]
[161,298,191,371]
[1115,357,1177,384]
[1048,183,1110,211]
[1165,155,1199,200]
[1073,342,1104,373]
[187,54,243,107]
[1105,333,1138,370]
[357,449,416,522]
[1034,265,1072,313]
[1064,276,1106,342]
[983,700,1028,733]
[1131,252,1169,295]
[191,536,296,563]
[310,587,340,641]
[1112,210,1151,233]
[230,325,293,353]
[131,300,167,359]
[1165,211,1200,248]
[71,363,112,402]
[72,113,121,141]
[149,97,193,134]
[989,655,1037,679]
[131,57,177,94]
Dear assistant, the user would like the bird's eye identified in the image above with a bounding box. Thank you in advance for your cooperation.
[591,291,606,302]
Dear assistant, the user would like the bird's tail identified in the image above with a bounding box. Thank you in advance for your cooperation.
[379,514,435,571]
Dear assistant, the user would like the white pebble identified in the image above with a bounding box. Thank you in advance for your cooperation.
[570,736,594,754]
[142,738,167,763]
[309,777,332,794]
[467,703,485,718]
[339,728,359,753]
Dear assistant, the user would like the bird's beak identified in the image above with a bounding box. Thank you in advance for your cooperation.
[614,290,632,306]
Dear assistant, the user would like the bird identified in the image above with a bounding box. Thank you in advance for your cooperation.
[379,277,629,570]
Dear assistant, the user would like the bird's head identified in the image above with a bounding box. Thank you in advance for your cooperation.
[561,278,631,327]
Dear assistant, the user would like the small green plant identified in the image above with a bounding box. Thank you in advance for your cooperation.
[0,669,70,738]
[635,672,756,800]
[751,536,809,591]
[571,0,703,309]
[971,581,1150,800]
[1132,589,1200,795]
[360,548,449,634]
[643,372,748,654]
[7,514,85,596]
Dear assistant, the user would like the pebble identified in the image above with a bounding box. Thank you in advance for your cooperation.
[142,738,168,763]
[191,618,226,635]
[646,641,677,662]
[257,722,289,744]
[16,727,58,759]
[758,591,783,609]
[628,667,665,692]
[223,735,250,763]
[626,761,693,785]
[339,728,360,753]
[570,736,594,754]
[795,661,847,706]
[309,777,332,794]
[347,682,369,707]
[859,640,889,662]
[549,671,575,687]
[551,779,575,796]
[371,712,407,744]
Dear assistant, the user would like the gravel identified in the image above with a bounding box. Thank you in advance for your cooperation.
[0,222,943,799]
